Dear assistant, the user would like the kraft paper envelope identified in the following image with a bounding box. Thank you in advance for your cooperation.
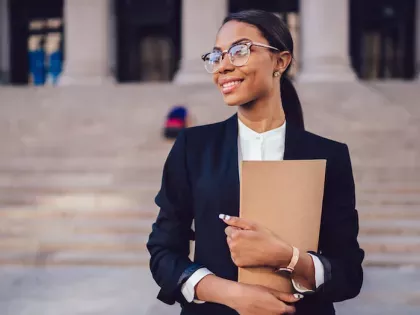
[238,160,326,293]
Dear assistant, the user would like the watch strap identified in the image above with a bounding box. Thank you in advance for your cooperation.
[277,246,299,273]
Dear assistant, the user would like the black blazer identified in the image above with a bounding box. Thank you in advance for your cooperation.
[147,114,364,315]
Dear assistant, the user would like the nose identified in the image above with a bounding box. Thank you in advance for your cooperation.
[217,52,234,74]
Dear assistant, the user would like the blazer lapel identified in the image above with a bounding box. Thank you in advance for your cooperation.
[223,113,240,216]
[284,122,305,161]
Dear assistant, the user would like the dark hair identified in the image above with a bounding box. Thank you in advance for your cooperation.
[223,10,305,130]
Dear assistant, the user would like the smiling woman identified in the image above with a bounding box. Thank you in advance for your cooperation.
[147,9,364,315]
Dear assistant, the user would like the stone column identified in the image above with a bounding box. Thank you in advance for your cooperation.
[297,0,355,82]
[174,0,228,84]
[60,0,113,85]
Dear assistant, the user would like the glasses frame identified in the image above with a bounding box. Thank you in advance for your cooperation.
[201,41,280,74]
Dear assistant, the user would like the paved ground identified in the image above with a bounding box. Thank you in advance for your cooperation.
[0,266,419,315]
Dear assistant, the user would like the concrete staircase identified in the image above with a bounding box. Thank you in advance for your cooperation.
[0,81,419,268]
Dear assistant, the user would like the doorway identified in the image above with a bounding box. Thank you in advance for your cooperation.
[350,0,416,80]
[9,0,64,85]
[115,0,181,83]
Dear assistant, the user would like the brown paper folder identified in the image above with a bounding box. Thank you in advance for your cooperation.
[238,160,326,292]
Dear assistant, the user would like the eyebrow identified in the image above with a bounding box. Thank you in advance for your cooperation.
[213,38,251,51]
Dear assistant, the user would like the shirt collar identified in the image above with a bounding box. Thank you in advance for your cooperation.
[238,118,286,140]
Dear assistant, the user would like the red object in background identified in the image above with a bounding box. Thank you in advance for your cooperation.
[163,106,188,139]
[165,118,185,129]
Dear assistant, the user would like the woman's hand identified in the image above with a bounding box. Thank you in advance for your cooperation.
[227,282,300,315]
[220,214,292,268]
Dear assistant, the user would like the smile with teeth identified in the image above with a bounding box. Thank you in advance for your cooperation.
[222,81,241,88]
[221,80,243,94]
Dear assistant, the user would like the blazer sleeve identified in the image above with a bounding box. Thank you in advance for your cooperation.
[146,130,200,305]
[314,143,365,302]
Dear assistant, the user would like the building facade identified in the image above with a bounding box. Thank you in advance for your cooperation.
[0,0,419,86]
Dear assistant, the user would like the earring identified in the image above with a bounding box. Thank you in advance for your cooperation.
[273,71,280,77]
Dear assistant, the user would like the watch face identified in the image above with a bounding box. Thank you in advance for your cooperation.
[276,268,293,276]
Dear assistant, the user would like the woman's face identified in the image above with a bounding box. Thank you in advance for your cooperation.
[212,21,279,107]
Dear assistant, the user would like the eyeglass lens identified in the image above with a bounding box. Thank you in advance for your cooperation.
[204,44,250,73]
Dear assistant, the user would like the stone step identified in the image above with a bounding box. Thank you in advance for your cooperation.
[363,253,420,268]
[0,170,163,187]
[0,239,147,253]
[358,200,420,207]
[0,213,155,229]
[0,208,158,220]
[359,219,420,236]
[356,174,420,183]
[0,251,150,267]
[0,218,154,239]
[0,173,116,188]
[0,191,158,210]
[356,181,420,191]
[359,235,420,254]
[0,197,159,212]
[0,231,150,247]
[357,192,420,206]
[0,154,170,172]
[0,142,164,151]
[0,226,153,241]
[0,172,162,193]
[358,206,420,220]
[0,165,166,174]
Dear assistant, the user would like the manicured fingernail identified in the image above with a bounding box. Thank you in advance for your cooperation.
[219,214,231,220]
[294,293,304,299]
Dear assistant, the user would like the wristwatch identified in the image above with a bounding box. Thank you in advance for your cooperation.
[277,246,300,274]
[276,246,316,295]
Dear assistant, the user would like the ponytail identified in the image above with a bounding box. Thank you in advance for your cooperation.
[280,75,305,130]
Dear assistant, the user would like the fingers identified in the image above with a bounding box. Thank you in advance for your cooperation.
[273,294,297,315]
[227,236,233,249]
[219,214,257,230]
[282,303,296,314]
[270,294,297,315]
[270,290,303,304]
[224,226,241,238]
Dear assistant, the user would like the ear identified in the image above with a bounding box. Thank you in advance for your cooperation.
[275,51,292,75]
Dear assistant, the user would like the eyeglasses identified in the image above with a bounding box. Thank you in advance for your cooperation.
[201,41,280,74]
